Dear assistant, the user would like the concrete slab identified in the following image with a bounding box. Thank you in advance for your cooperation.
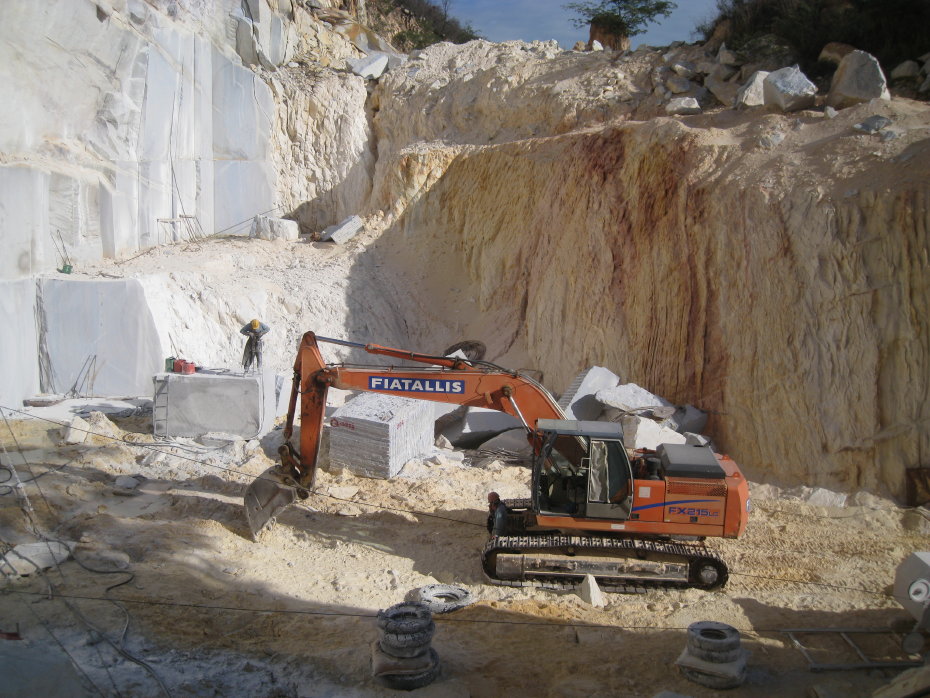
[329,392,433,479]
[152,369,276,438]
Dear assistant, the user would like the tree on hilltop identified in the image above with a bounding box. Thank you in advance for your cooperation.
[564,0,677,37]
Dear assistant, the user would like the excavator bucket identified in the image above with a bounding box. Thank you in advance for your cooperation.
[244,467,297,539]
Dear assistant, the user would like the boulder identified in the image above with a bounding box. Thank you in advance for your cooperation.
[596,383,672,414]
[705,74,739,107]
[665,97,701,115]
[890,60,921,80]
[669,60,697,79]
[684,432,711,447]
[818,41,857,65]
[717,43,739,66]
[734,70,769,109]
[666,76,693,94]
[826,50,890,109]
[589,40,604,52]
[346,53,389,80]
[0,541,74,577]
[853,115,892,134]
[321,214,364,244]
[572,41,586,52]
[558,367,620,421]
[249,215,299,241]
[478,428,532,457]
[440,407,521,448]
[763,66,817,112]
[621,415,686,450]
[61,415,90,444]
[671,404,708,434]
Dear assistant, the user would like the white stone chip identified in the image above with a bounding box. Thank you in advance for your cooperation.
[577,574,605,608]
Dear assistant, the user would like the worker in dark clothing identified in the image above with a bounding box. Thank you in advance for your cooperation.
[486,491,509,536]
[240,319,270,372]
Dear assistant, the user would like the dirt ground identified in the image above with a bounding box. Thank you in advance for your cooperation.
[1,407,928,698]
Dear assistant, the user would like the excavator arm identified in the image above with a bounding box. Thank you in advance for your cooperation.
[244,331,564,537]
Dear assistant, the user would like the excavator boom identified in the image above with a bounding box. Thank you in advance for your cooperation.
[244,332,562,537]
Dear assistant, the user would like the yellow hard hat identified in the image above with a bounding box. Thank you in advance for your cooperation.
[251,319,260,330]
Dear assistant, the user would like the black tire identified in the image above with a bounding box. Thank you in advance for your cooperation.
[679,666,745,690]
[687,621,741,653]
[689,558,728,590]
[378,640,430,659]
[381,621,436,650]
[685,644,743,664]
[441,340,486,361]
[409,584,473,614]
[377,650,440,691]
[377,603,432,634]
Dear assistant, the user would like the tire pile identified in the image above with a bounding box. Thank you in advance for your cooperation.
[372,602,440,691]
[675,621,748,690]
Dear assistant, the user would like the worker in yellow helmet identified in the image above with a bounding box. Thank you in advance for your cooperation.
[240,318,270,372]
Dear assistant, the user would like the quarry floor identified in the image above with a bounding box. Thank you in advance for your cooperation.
[1,408,928,698]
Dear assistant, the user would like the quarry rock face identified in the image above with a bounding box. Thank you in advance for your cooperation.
[378,72,930,498]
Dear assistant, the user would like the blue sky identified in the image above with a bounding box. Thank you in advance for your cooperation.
[450,0,719,49]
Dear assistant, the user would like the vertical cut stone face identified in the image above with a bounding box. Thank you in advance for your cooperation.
[37,278,164,399]
[329,393,433,479]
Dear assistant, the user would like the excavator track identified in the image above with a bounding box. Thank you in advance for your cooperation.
[481,533,728,594]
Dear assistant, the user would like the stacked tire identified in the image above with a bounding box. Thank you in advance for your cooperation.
[676,621,748,690]
[373,602,440,691]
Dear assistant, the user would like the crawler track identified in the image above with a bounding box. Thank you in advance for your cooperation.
[482,532,728,594]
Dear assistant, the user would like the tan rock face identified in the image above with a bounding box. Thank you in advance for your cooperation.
[269,66,374,232]
[374,100,930,499]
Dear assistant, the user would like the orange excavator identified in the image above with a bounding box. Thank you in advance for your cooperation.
[245,332,750,592]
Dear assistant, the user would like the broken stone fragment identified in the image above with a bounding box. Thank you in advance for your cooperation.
[321,215,364,244]
[573,41,586,52]
[114,475,140,490]
[853,115,892,134]
[621,415,686,450]
[717,43,739,66]
[347,53,389,80]
[670,60,697,79]
[666,97,701,115]
[705,74,738,107]
[826,50,890,109]
[249,215,299,242]
[595,383,672,415]
[590,40,604,52]
[577,574,605,608]
[666,75,693,94]
[763,66,817,112]
[558,367,620,421]
[61,415,90,444]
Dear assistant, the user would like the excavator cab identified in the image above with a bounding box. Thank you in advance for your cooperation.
[532,419,634,521]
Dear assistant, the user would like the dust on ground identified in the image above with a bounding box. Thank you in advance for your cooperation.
[1,407,928,697]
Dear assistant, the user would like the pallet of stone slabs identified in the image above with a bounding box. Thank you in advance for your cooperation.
[781,628,924,672]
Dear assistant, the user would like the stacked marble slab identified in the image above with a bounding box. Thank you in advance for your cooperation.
[328,393,433,479]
